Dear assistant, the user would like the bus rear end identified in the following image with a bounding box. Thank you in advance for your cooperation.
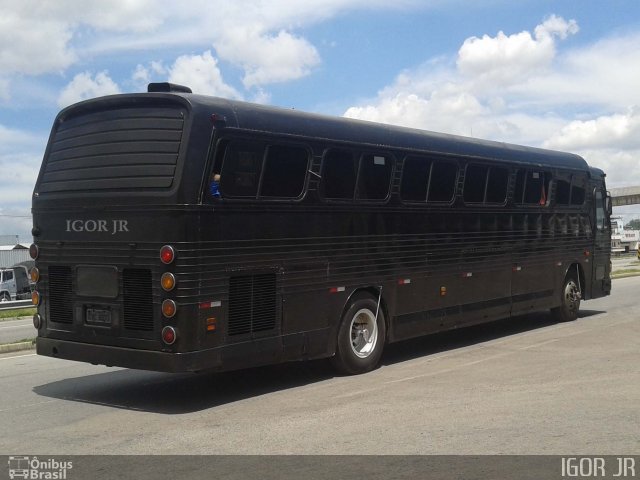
[31,89,219,372]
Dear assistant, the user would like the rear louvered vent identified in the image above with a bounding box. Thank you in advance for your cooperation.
[228,273,277,336]
[48,266,73,324]
[39,106,184,193]
[123,268,154,331]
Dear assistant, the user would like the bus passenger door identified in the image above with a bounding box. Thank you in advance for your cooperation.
[590,188,612,299]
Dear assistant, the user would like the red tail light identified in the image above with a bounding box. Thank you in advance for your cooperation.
[162,326,177,345]
[160,245,175,264]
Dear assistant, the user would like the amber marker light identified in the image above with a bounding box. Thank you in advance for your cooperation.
[161,272,176,291]
[162,326,177,345]
[160,245,176,264]
[32,290,41,306]
[29,244,39,259]
[30,267,40,283]
[162,299,177,318]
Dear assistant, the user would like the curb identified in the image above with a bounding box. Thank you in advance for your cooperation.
[0,340,36,354]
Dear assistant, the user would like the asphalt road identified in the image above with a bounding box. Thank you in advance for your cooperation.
[0,317,34,344]
[1,276,638,455]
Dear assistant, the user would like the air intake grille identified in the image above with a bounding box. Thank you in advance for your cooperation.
[123,268,153,331]
[39,106,184,193]
[228,273,277,336]
[48,266,73,324]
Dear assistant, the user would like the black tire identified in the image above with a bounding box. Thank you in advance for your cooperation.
[330,294,386,375]
[551,274,581,322]
[0,292,10,302]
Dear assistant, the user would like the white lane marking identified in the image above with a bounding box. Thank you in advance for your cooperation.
[0,353,37,361]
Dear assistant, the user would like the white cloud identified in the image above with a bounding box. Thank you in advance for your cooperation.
[213,27,320,88]
[457,15,578,86]
[0,13,75,75]
[57,71,121,108]
[343,16,640,189]
[545,108,640,151]
[168,51,241,99]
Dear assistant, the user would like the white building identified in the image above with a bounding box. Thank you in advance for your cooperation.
[611,216,640,254]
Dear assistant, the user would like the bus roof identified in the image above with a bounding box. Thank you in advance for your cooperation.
[183,92,589,171]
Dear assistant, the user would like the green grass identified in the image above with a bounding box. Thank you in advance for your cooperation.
[0,307,36,320]
[612,268,640,278]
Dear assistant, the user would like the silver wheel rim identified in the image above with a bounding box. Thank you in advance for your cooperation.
[564,280,580,314]
[349,308,378,358]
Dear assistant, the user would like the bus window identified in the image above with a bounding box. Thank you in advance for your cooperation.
[464,164,508,204]
[220,141,264,197]
[556,179,571,205]
[260,145,309,198]
[357,154,393,200]
[400,156,431,202]
[427,161,457,202]
[321,149,357,200]
[595,190,606,230]
[571,185,585,205]
[516,169,551,205]
[463,164,488,203]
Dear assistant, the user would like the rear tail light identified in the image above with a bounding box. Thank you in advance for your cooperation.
[161,272,176,291]
[29,244,39,259]
[162,326,177,345]
[30,267,40,283]
[162,299,177,318]
[160,245,175,264]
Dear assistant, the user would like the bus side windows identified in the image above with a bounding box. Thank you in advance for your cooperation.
[463,164,508,204]
[555,177,585,206]
[261,145,309,198]
[220,141,263,197]
[571,184,585,205]
[321,149,357,199]
[515,169,551,206]
[556,179,571,205]
[357,154,393,200]
[400,156,431,201]
[428,162,457,202]
[400,156,457,203]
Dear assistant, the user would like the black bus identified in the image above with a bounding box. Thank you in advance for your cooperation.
[31,83,612,375]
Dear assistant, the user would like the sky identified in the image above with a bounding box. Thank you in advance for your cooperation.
[1,0,640,242]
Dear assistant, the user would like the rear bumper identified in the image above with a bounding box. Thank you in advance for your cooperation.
[36,328,331,373]
[36,335,292,373]
[36,337,222,373]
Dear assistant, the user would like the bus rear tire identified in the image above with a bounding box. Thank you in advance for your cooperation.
[551,274,581,322]
[330,294,386,375]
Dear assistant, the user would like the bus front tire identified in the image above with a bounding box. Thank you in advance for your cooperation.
[331,295,386,375]
[551,274,581,322]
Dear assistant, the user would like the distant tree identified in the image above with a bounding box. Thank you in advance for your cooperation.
[624,219,640,230]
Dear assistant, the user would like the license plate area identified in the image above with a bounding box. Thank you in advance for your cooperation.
[85,307,112,327]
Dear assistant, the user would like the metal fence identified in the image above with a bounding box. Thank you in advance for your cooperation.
[0,300,33,312]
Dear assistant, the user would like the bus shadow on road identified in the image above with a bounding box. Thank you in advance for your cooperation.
[32,309,605,414]
[381,309,605,366]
